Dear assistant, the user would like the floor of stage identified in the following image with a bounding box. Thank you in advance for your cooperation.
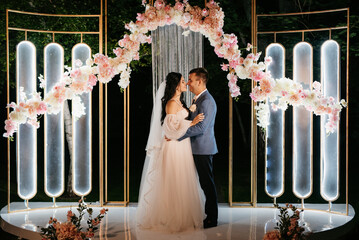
[0,202,355,240]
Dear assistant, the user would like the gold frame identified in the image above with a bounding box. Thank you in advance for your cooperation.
[6,4,105,212]
[229,0,258,208]
[253,7,349,215]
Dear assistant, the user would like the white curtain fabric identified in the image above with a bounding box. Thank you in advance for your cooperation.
[151,24,203,105]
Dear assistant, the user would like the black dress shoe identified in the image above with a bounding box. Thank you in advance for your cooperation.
[203,219,217,228]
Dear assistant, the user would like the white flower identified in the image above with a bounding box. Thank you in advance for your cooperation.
[64,65,72,72]
[182,30,190,37]
[243,58,253,69]
[257,62,266,71]
[86,58,94,66]
[72,96,86,120]
[255,102,269,129]
[118,68,131,89]
[116,63,127,73]
[74,59,83,67]
[277,98,288,110]
[235,65,249,79]
[19,87,27,101]
[189,104,197,112]
[340,99,347,107]
[38,74,45,89]
[9,111,27,124]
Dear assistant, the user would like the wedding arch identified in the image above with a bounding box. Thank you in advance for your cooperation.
[3,0,350,215]
[3,0,346,139]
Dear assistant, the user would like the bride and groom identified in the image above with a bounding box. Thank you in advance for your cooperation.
[136,67,218,232]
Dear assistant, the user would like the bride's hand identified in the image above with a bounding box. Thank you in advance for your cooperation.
[191,113,204,126]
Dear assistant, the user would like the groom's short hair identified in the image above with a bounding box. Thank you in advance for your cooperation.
[189,67,208,84]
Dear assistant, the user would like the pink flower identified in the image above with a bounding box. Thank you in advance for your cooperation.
[100,208,108,215]
[3,119,17,137]
[202,8,209,17]
[253,71,265,82]
[174,2,185,11]
[136,13,145,21]
[265,56,272,65]
[239,57,244,65]
[214,46,224,58]
[289,94,300,103]
[299,91,307,99]
[88,74,97,87]
[67,210,74,221]
[113,47,124,57]
[221,63,229,71]
[154,0,164,10]
[247,53,255,60]
[36,102,47,114]
[254,52,261,61]
[227,73,238,85]
[246,43,252,51]
[250,87,265,102]
[70,69,81,79]
[229,60,240,69]
[230,85,241,97]
[133,52,140,61]
[53,85,67,103]
[263,230,280,240]
[164,5,171,12]
[71,81,88,93]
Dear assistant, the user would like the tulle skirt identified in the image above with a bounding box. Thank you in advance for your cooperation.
[136,138,205,232]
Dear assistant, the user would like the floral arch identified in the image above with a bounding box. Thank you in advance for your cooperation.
[4,0,346,138]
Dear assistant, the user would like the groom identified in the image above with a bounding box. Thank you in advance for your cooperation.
[178,67,218,228]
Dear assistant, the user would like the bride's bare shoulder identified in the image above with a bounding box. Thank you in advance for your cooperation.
[166,100,179,114]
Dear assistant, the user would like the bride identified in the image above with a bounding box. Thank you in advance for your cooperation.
[136,72,205,232]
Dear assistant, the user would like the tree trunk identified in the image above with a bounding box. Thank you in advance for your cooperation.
[64,100,75,197]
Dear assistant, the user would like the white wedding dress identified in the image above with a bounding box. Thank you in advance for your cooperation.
[136,108,205,232]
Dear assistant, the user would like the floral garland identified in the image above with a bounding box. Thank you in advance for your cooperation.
[3,0,346,139]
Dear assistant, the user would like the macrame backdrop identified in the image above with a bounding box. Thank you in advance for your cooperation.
[151,24,203,105]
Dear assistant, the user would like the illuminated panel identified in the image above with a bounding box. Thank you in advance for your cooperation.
[44,43,65,198]
[72,43,92,196]
[265,43,285,198]
[293,42,313,199]
[16,41,37,200]
[320,40,340,202]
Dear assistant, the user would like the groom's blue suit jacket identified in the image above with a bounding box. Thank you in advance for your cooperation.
[178,90,218,155]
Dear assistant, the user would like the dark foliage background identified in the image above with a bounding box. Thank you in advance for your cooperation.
[0,0,358,239]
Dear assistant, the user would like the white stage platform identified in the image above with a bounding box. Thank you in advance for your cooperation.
[0,202,355,240]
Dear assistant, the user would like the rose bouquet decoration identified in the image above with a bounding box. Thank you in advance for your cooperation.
[40,199,108,240]
[263,204,308,240]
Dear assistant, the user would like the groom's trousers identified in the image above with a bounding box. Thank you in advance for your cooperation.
[193,154,218,222]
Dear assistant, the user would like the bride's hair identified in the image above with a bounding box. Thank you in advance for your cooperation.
[161,72,188,124]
